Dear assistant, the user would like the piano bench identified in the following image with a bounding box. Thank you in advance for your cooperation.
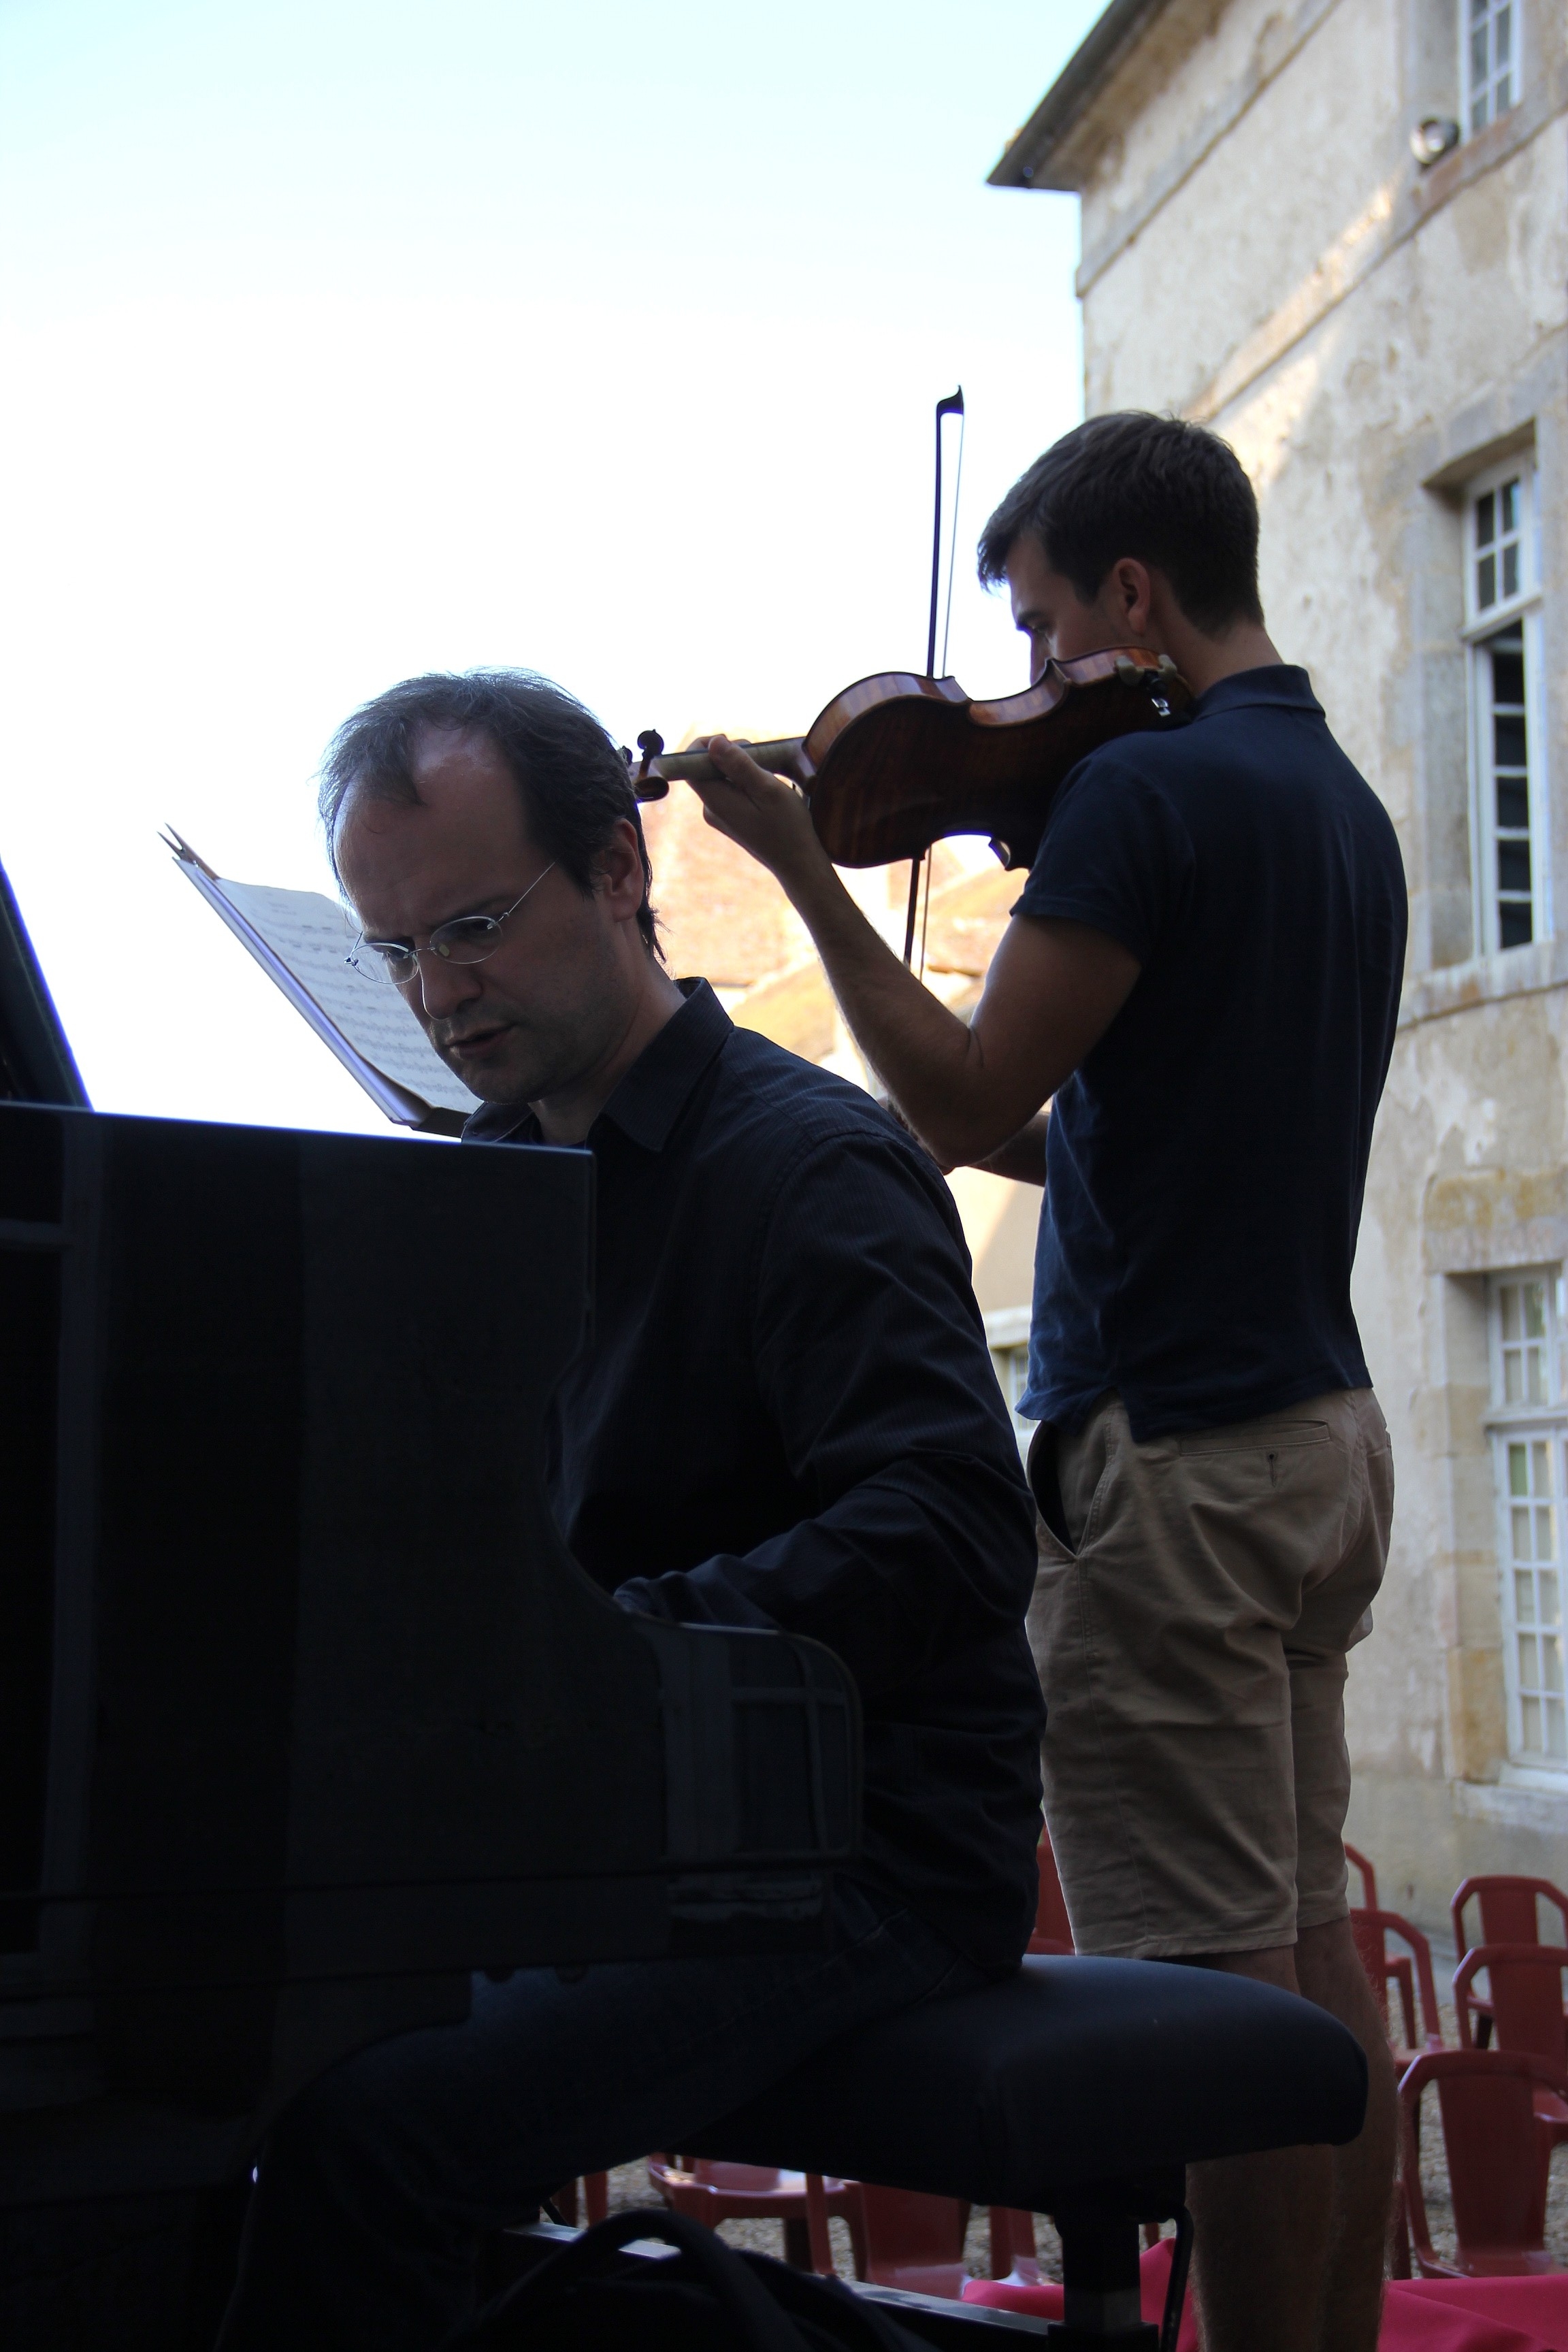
[686,1953,1368,2347]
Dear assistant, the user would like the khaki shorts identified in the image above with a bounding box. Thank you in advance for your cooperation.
[1026,1388,1392,1959]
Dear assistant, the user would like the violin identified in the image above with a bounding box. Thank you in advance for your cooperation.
[630,645,1190,875]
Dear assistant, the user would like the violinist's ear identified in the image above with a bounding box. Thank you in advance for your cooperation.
[1102,557,1156,636]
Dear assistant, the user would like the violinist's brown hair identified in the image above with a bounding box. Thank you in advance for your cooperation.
[977,412,1264,635]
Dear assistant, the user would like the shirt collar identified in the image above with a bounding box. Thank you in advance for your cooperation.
[1187,664,1324,720]
[461,977,732,1152]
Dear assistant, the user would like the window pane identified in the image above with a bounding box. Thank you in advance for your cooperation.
[1497,777,1530,830]
[1522,1693,1543,1749]
[1477,489,1496,546]
[1518,1568,1539,1621]
[1477,551,1497,607]
[1520,1633,1539,1684]
[1503,1288,1522,1343]
[1544,1635,1565,1698]
[1529,1351,1548,1405]
[1514,1503,1532,1556]
[1501,478,1519,533]
[1493,649,1525,702]
[1541,1571,1561,1626]
[1496,6,1512,70]
[1501,900,1534,948]
[1525,1286,1548,1341]
[1496,715,1529,767]
[1499,840,1532,892]
[1503,543,1520,599]
[1535,1504,1554,1556]
[1509,1438,1529,1490]
[1548,1699,1567,1761]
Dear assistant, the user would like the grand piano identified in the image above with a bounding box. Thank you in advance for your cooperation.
[0,861,858,2341]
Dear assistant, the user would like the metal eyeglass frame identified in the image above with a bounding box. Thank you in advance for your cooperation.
[346,862,558,985]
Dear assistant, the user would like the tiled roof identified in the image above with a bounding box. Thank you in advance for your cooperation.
[726,855,1017,1066]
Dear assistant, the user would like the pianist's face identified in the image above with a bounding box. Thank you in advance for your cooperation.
[336,723,651,1106]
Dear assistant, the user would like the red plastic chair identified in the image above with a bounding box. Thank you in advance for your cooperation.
[986,2206,1043,2283]
[1351,1906,1445,2060]
[547,2172,608,2226]
[647,2157,862,2273]
[808,2178,970,2298]
[1454,1944,1568,2185]
[1345,1841,1380,1908]
[1453,1876,1568,2048]
[1029,1820,1074,1956]
[1345,1842,1424,2036]
[1399,2048,1568,2278]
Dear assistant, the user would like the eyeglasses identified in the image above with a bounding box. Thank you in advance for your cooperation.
[346,862,557,985]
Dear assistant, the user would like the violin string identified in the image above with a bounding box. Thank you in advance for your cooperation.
[939,407,965,679]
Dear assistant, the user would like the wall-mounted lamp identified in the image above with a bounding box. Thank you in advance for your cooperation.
[1410,116,1461,165]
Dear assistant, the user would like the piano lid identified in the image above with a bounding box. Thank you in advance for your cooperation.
[0,858,88,1109]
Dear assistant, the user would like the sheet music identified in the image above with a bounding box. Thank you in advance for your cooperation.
[169,844,481,1126]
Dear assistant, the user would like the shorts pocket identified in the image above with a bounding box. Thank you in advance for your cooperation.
[1178,1420,1330,1456]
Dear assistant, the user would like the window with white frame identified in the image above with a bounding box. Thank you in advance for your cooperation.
[1487,1271,1568,1768]
[1463,0,1520,136]
[1465,457,1546,953]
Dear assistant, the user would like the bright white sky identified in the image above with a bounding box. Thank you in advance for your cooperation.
[0,0,1102,1134]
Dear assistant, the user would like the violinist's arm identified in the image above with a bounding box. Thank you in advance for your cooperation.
[970,1112,1052,1187]
[689,738,1140,1169]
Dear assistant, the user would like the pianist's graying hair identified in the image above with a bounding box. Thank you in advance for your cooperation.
[319,670,662,956]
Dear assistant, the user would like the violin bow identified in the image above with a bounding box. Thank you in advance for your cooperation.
[904,387,965,967]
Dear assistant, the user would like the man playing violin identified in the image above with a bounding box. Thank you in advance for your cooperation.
[688,412,1407,2352]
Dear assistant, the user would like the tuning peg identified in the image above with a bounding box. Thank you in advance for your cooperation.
[632,729,668,802]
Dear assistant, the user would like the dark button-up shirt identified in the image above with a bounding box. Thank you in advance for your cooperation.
[466,981,1043,1967]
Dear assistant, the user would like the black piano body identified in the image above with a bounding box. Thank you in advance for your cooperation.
[0,866,858,2340]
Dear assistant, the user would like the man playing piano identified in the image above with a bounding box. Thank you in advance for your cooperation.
[218,670,1044,2348]
[683,414,1406,2352]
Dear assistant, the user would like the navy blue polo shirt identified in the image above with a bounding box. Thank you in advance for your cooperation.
[1014,665,1407,1440]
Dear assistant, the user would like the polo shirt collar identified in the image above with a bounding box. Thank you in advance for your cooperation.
[1188,664,1323,720]
[462,977,732,1152]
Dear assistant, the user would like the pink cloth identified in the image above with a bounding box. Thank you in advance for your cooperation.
[961,2237,1568,2351]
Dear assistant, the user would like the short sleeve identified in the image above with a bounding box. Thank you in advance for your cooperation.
[1011,755,1195,965]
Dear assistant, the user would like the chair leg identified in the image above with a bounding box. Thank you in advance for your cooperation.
[804,2174,836,2276]
[782,2215,812,2270]
[1049,2205,1160,2347]
[987,2201,1034,2276]
[1388,2181,1411,2281]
